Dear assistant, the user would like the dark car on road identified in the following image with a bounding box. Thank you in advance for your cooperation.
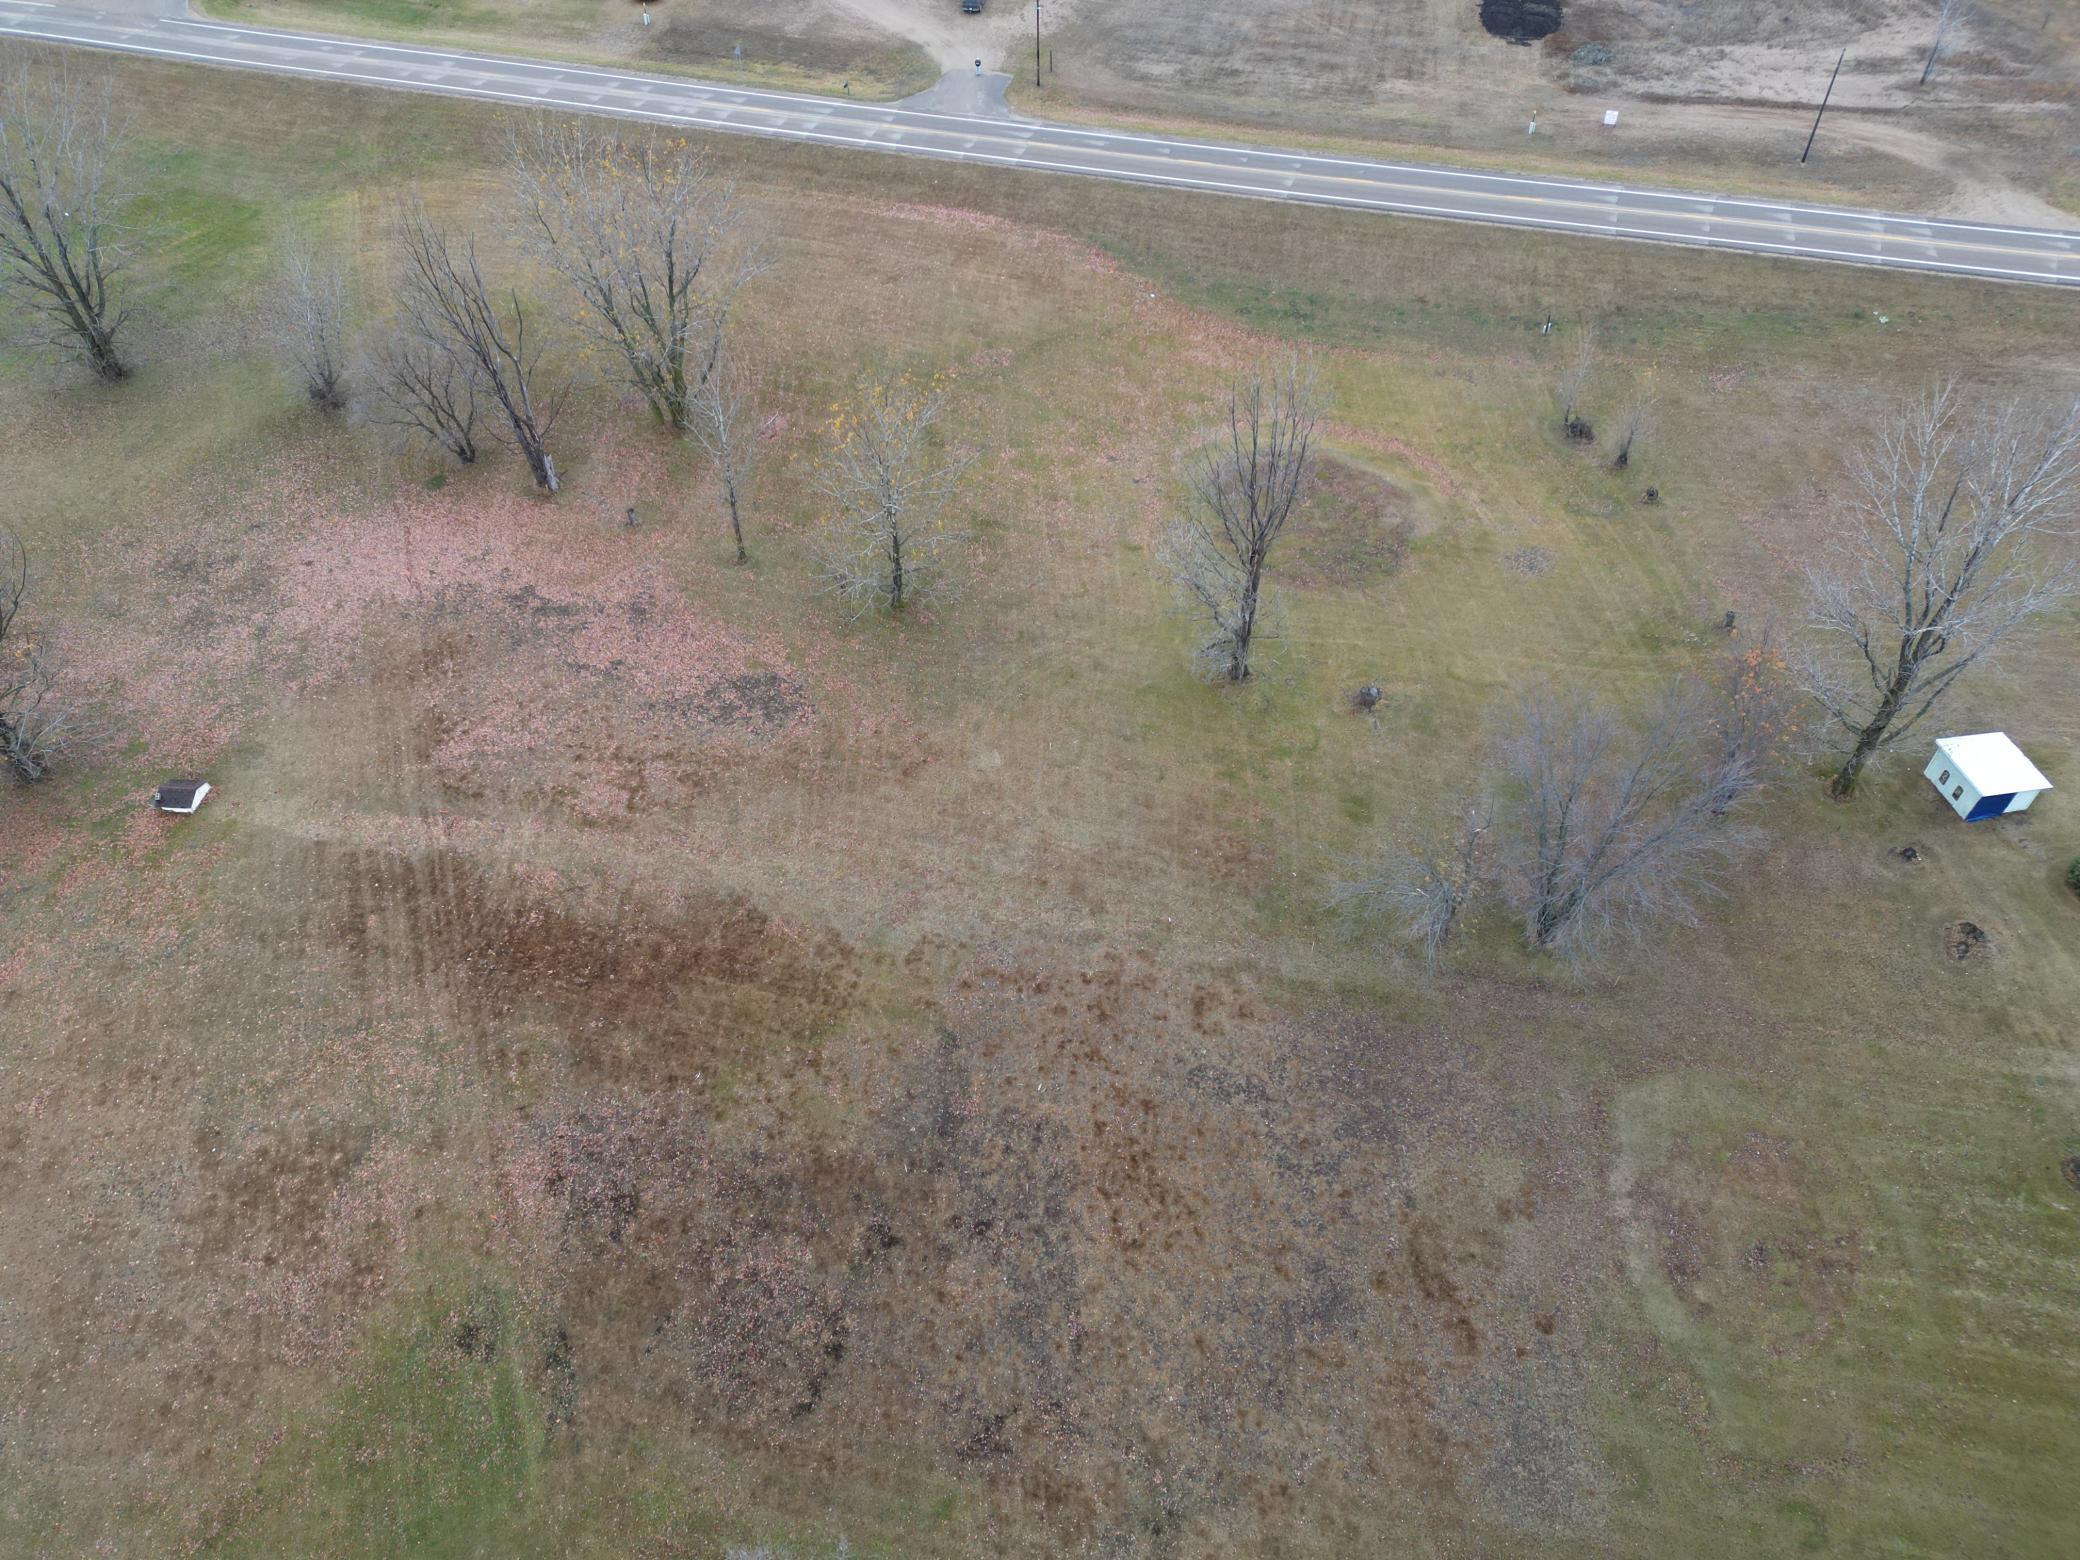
[962,0,982,12]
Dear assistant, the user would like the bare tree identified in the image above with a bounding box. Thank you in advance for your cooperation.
[0,648,78,782]
[0,55,129,381]
[1920,0,1975,86]
[1494,682,1758,963]
[0,527,82,783]
[1159,359,1320,683]
[394,202,563,492]
[1333,801,1492,965]
[1554,325,1595,439]
[367,328,480,466]
[0,522,25,648]
[508,118,759,432]
[1610,384,1655,470]
[689,350,763,564]
[1798,383,2080,798]
[815,370,970,616]
[1710,621,1801,810]
[271,234,350,411]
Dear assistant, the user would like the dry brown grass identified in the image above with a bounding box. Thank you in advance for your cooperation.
[1021,0,2080,220]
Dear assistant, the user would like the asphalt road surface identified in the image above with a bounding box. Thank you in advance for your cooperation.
[3,0,2077,287]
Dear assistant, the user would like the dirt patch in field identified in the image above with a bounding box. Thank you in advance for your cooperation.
[498,1044,1088,1455]
[1633,1130,1860,1360]
[188,1117,375,1263]
[48,430,814,794]
[474,970,1614,1542]
[1945,919,1995,962]
[1502,545,1556,577]
[1282,454,1423,589]
[287,842,860,1088]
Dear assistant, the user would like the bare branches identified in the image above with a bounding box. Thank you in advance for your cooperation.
[1554,324,1595,438]
[0,522,25,648]
[367,328,480,466]
[689,350,763,564]
[1611,381,1655,470]
[271,233,350,412]
[393,201,563,492]
[1920,0,1975,85]
[0,527,84,783]
[508,117,759,432]
[1711,621,1801,809]
[1160,359,1320,682]
[0,54,130,381]
[1797,382,2080,796]
[1333,802,1491,966]
[1493,681,1759,964]
[0,648,78,782]
[815,370,970,617]
[1338,680,1761,969]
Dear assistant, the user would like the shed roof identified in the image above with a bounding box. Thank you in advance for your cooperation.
[1933,733,2053,796]
[154,780,209,809]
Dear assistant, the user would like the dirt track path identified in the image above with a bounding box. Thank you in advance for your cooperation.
[827,0,1068,75]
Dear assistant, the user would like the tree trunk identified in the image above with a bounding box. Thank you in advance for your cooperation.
[726,478,746,564]
[86,328,126,383]
[888,513,905,611]
[520,441,558,494]
[1828,723,1888,798]
[1229,559,1264,681]
[1531,870,1563,946]
[1829,658,1917,797]
[666,354,688,433]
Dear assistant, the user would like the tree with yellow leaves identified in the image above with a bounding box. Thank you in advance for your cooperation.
[815,371,971,617]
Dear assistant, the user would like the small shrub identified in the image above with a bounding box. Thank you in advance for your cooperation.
[2066,855,2080,898]
[1573,42,1616,67]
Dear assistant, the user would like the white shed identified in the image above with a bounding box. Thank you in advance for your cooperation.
[152,779,212,815]
[1923,734,2052,822]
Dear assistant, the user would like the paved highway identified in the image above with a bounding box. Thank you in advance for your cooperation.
[3,0,2077,286]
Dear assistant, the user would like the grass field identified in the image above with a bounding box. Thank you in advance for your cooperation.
[195,0,943,100]
[1,46,2079,1558]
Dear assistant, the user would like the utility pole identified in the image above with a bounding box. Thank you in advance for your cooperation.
[1801,47,1845,165]
[1035,0,1043,89]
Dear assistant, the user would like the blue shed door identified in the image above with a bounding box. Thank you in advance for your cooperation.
[1967,791,2014,821]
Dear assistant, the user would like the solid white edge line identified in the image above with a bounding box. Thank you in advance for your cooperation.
[59,6,2080,241]
[7,5,2078,242]
[0,15,2072,284]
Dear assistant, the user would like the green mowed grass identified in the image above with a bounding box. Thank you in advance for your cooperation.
[1,52,2077,1557]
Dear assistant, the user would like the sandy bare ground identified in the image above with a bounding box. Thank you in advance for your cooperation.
[828,0,1051,74]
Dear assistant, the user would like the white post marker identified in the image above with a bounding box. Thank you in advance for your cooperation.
[975,58,982,76]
